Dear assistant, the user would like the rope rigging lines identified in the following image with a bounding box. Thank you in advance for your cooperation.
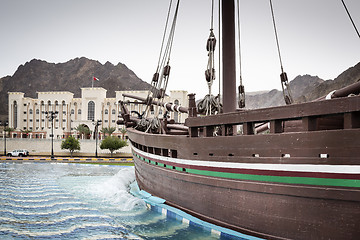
[197,0,222,116]
[341,0,360,39]
[236,0,245,109]
[143,0,181,121]
[269,0,293,105]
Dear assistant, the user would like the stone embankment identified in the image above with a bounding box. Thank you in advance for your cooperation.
[0,138,132,158]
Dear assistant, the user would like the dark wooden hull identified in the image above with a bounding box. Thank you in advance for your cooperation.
[124,96,360,239]
[128,127,360,240]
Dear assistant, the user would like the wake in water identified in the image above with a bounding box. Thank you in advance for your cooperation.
[75,167,147,211]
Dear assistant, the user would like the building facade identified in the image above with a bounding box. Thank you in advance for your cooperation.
[7,88,188,139]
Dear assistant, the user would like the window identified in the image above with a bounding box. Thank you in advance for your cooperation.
[23,119,27,122]
[71,109,74,114]
[63,111,66,114]
[112,120,115,123]
[30,119,33,122]
[24,104,27,106]
[29,109,33,114]
[36,119,39,122]
[87,101,95,120]
[112,109,116,114]
[36,109,39,114]
[23,111,27,114]
[63,119,66,122]
[174,100,179,123]
[104,120,108,123]
[105,109,108,114]
[78,109,81,114]
[13,101,17,129]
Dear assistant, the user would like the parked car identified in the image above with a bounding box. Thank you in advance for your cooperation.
[7,149,29,157]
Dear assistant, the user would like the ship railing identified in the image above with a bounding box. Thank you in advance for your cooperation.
[185,95,360,137]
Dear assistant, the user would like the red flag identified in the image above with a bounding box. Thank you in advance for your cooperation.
[93,77,99,81]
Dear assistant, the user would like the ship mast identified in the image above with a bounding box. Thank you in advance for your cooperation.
[222,0,237,113]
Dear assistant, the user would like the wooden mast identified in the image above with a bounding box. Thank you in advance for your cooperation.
[222,0,237,113]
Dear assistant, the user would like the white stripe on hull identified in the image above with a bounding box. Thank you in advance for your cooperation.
[132,145,360,174]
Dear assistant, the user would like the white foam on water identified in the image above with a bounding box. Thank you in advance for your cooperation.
[0,214,112,224]
[2,201,83,208]
[0,206,95,215]
[85,168,146,211]
[0,222,120,237]
[0,195,73,202]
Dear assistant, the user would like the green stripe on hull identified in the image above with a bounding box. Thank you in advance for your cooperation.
[134,152,360,188]
[186,169,360,188]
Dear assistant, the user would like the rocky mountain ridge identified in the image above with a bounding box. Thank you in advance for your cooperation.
[245,62,360,109]
[0,58,359,119]
[0,57,152,119]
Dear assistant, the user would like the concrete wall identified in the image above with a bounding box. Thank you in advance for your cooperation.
[0,138,132,157]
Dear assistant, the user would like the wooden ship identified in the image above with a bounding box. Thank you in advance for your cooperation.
[119,1,360,239]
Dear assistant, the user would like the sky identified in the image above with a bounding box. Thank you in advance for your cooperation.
[0,0,359,98]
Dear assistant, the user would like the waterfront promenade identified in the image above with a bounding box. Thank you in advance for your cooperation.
[0,156,133,164]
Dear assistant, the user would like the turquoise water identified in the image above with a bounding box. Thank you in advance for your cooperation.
[0,162,221,239]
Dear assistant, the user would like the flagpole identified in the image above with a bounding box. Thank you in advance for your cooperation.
[92,77,94,88]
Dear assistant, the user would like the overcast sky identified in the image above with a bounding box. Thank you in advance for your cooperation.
[0,0,359,98]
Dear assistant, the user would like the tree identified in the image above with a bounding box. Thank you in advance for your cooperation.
[75,124,90,139]
[120,128,127,140]
[101,127,116,137]
[21,129,32,138]
[4,127,14,138]
[61,136,80,157]
[100,136,127,157]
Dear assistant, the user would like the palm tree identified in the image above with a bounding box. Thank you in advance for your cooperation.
[120,128,127,140]
[5,127,14,138]
[21,129,32,138]
[101,127,116,137]
[75,125,90,139]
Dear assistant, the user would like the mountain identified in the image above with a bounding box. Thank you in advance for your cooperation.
[0,57,152,119]
[245,62,360,109]
[1,58,359,120]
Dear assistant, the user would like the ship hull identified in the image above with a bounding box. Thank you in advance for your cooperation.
[128,127,360,240]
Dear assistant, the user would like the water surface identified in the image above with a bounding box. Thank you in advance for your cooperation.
[0,162,221,239]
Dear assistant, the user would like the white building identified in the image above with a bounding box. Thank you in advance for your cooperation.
[7,88,188,139]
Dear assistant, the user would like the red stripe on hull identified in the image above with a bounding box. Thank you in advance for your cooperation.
[137,151,360,180]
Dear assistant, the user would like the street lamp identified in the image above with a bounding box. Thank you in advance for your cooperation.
[45,111,58,159]
[0,120,8,156]
[92,120,102,158]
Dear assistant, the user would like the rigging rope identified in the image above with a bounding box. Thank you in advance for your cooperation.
[198,0,221,116]
[269,0,293,105]
[236,0,245,108]
[341,0,360,39]
[218,0,221,100]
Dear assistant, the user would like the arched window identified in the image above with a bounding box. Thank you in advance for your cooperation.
[88,101,95,120]
[36,109,39,114]
[71,109,75,114]
[62,100,66,106]
[13,101,17,129]
[78,109,81,114]
[112,109,116,114]
[174,100,179,123]
[105,109,108,114]
[29,109,33,114]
